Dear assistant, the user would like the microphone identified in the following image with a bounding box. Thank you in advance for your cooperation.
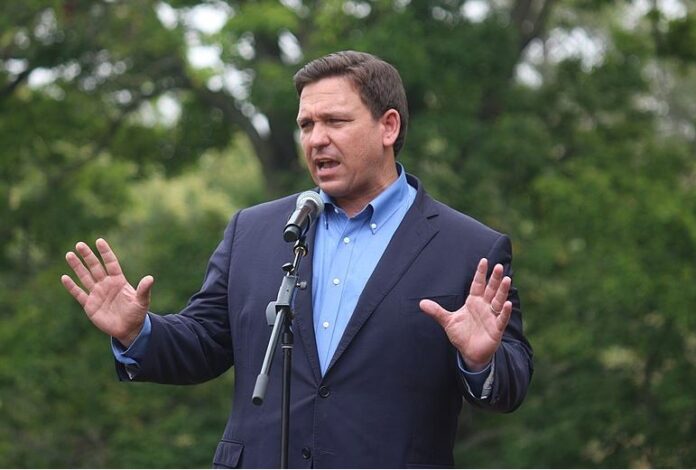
[283,191,324,242]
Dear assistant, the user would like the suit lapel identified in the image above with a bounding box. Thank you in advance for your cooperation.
[291,221,323,384]
[325,177,440,374]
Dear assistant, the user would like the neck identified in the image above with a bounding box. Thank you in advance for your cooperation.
[336,164,399,218]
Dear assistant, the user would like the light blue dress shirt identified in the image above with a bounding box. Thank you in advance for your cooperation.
[113,165,491,395]
[311,165,416,374]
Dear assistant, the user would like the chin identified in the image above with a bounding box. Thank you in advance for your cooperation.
[316,181,345,198]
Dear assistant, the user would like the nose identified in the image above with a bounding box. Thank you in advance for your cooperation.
[306,122,330,149]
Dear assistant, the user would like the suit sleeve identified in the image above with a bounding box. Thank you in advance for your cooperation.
[460,234,534,412]
[115,212,240,385]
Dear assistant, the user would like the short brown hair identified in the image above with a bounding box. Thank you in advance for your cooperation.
[293,50,409,156]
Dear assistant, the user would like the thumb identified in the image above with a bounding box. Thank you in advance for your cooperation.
[135,275,154,306]
[419,299,451,327]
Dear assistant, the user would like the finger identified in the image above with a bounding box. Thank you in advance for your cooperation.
[135,275,154,307]
[96,238,123,277]
[65,251,95,290]
[419,299,452,327]
[483,263,504,303]
[60,274,89,307]
[496,300,513,331]
[469,258,488,297]
[76,241,107,282]
[490,276,512,313]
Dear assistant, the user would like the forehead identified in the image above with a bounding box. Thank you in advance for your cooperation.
[297,76,365,115]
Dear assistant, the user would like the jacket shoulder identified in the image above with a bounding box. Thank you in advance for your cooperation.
[425,195,503,243]
[237,194,297,219]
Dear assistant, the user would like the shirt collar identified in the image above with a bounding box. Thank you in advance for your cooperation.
[318,163,410,234]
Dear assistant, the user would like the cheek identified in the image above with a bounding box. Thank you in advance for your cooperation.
[300,140,313,164]
[352,140,379,168]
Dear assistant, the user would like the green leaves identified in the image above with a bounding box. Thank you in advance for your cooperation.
[2,0,696,467]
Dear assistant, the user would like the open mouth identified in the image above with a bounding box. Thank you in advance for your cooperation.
[316,159,339,170]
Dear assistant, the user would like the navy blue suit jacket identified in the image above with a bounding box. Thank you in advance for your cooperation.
[116,175,533,468]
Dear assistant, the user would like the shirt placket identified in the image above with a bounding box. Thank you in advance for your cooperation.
[318,218,359,370]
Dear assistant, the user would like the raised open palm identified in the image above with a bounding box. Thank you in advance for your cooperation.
[420,258,512,371]
[61,238,153,347]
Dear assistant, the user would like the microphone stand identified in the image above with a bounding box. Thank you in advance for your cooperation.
[252,237,309,469]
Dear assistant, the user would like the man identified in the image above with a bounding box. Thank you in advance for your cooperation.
[62,51,533,468]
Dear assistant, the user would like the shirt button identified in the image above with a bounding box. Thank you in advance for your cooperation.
[318,386,331,398]
[332,278,340,285]
[322,321,330,329]
[370,223,377,230]
[302,447,312,459]
[343,236,350,244]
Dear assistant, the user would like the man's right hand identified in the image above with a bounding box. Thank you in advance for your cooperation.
[61,238,153,348]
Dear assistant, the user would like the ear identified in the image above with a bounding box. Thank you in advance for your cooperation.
[380,109,401,148]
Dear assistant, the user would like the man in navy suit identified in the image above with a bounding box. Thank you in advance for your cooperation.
[62,51,533,468]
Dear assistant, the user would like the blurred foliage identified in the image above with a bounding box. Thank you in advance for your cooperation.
[2,0,696,467]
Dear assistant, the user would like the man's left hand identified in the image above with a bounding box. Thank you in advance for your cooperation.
[419,258,512,371]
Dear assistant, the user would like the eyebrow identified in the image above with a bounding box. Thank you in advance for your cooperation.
[296,110,352,125]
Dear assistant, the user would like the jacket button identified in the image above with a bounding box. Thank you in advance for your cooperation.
[301,447,312,459]
[318,385,330,398]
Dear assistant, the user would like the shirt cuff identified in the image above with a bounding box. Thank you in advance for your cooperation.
[457,353,495,400]
[111,314,152,366]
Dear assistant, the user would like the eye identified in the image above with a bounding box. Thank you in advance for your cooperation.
[298,120,313,131]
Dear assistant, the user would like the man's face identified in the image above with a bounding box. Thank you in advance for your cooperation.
[297,76,399,216]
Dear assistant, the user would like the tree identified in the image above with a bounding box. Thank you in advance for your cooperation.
[2,0,696,467]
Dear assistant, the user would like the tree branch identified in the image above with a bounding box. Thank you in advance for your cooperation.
[187,78,272,168]
[512,0,557,53]
[1,68,32,101]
